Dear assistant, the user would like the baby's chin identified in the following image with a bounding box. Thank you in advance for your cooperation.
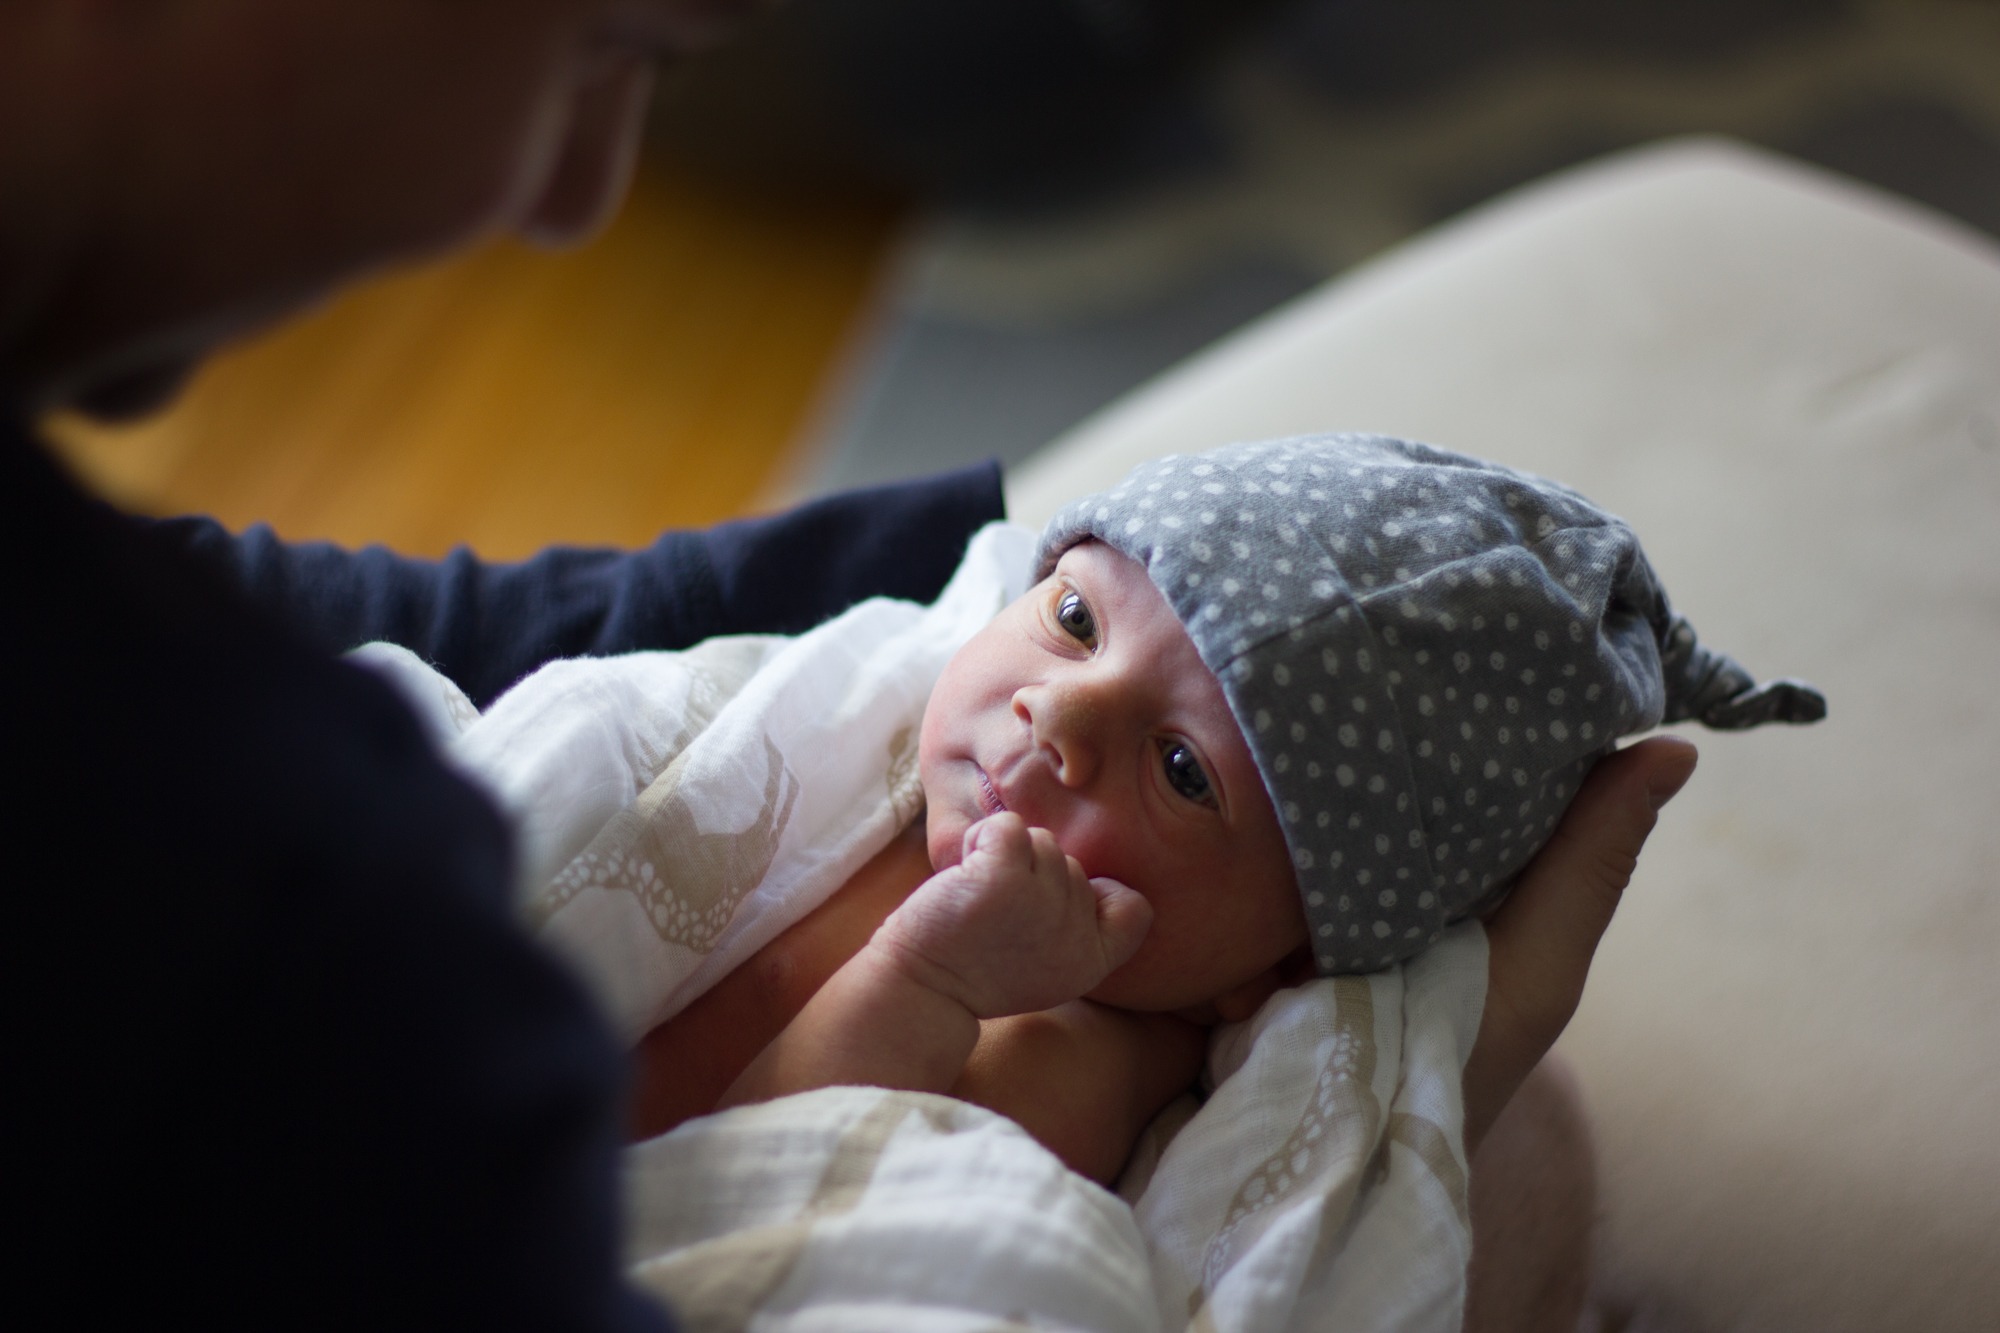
[1089,946,1304,1025]
[1083,963,1207,1017]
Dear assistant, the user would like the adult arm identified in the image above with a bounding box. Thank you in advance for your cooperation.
[8,421,673,1329]
[1454,741,1696,1333]
[135,461,1005,705]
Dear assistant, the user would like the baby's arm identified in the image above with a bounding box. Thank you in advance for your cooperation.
[718,813,1152,1109]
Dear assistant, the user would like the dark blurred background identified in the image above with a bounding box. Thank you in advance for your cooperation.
[649,0,1999,492]
[56,0,1999,554]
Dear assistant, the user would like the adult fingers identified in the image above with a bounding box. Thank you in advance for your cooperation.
[1487,736,1697,1023]
[1464,735,1697,1149]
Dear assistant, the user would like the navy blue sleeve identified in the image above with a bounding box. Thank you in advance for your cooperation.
[8,420,673,1332]
[141,462,1006,706]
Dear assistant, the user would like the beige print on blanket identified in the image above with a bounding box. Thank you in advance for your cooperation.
[349,521,1487,1332]
[350,524,1019,1042]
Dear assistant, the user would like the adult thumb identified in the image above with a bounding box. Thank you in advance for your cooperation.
[1486,736,1697,1024]
[1468,736,1696,1136]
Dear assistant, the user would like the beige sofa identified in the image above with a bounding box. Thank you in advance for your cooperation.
[1007,139,2000,1333]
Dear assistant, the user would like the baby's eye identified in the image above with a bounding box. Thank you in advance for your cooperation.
[1054,589,1097,646]
[1161,741,1215,806]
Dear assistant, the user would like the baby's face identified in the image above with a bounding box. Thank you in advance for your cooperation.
[920,540,1306,1014]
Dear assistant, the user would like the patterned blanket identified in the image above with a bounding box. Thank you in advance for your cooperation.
[353,521,1486,1331]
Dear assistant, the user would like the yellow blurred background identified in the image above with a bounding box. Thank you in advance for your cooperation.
[46,154,901,559]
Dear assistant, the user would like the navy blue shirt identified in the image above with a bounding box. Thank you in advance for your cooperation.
[2,399,1003,1329]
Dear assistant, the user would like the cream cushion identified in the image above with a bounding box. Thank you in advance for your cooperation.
[1006,138,2000,1333]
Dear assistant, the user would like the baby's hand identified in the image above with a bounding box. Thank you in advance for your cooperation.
[871,813,1152,1020]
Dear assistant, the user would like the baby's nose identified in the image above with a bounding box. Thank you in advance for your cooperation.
[1017,679,1113,787]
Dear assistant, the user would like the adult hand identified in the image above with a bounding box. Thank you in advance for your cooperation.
[1461,736,1699,1155]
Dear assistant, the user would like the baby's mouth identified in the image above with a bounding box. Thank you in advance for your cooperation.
[975,765,1009,817]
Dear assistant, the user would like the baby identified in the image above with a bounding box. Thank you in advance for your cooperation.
[627,433,1823,1178]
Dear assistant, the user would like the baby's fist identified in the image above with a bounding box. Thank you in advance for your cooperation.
[874,813,1151,1019]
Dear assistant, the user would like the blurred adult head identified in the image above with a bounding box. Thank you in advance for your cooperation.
[0,0,763,418]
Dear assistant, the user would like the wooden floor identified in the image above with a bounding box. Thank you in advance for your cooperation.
[46,154,902,559]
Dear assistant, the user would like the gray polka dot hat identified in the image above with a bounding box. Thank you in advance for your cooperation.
[1035,434,1825,974]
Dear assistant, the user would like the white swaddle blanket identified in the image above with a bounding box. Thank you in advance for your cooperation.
[351,522,1488,1332]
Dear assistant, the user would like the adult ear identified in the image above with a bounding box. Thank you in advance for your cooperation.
[518,54,653,248]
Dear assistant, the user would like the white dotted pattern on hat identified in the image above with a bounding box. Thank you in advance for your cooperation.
[1036,434,1669,974]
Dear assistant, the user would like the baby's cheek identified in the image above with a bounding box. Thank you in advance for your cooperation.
[1053,820,1157,895]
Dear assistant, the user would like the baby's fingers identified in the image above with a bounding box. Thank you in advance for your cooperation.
[1090,877,1152,970]
[1026,825,1071,882]
[1034,838,1148,970]
[962,811,1032,867]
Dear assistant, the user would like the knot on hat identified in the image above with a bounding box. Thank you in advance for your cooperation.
[1657,614,1828,729]
[1037,433,1826,975]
